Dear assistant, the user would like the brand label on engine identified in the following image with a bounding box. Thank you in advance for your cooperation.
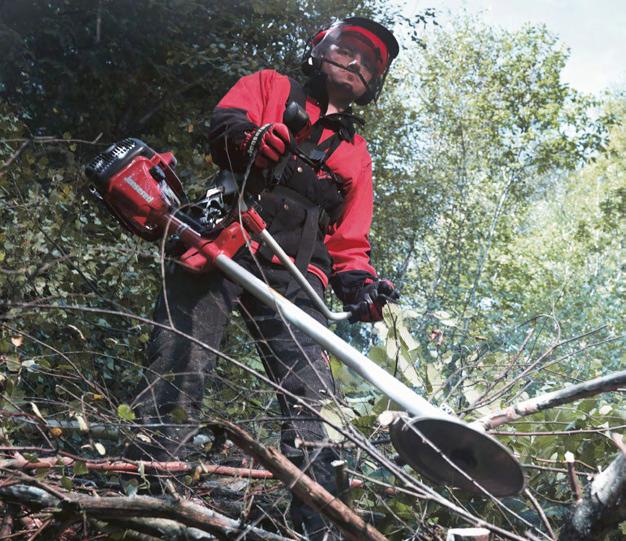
[124,176,154,203]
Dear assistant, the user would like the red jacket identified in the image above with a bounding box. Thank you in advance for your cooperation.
[210,69,377,299]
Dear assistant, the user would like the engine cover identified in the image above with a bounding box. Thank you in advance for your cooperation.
[85,138,183,241]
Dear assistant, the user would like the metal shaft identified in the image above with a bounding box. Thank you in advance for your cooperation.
[215,253,450,420]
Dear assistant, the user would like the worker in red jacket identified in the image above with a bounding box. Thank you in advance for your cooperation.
[129,17,399,540]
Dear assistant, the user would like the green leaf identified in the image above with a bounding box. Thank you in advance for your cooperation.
[5,354,21,372]
[117,403,136,422]
[426,363,445,394]
[431,310,458,327]
[74,461,88,476]
[319,401,356,443]
[398,324,419,351]
[170,406,188,424]
[395,349,421,387]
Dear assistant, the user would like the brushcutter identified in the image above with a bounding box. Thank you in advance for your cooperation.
[84,135,524,498]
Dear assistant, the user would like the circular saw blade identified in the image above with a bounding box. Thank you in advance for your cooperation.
[390,416,525,497]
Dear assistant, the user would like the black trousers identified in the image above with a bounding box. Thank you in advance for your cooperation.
[128,253,341,534]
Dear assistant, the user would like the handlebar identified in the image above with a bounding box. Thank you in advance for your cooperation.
[257,228,351,322]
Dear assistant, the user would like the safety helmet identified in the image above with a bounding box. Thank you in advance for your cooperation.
[302,17,399,106]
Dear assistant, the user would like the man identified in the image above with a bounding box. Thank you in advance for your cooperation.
[129,17,400,540]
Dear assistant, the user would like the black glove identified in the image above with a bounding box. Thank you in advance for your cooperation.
[344,279,400,323]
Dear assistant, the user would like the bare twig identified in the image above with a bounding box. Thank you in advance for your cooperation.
[524,489,556,540]
[0,134,103,146]
[0,140,31,176]
[95,0,102,44]
[492,424,626,437]
[467,326,614,413]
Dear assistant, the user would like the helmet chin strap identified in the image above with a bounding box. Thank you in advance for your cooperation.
[318,57,374,102]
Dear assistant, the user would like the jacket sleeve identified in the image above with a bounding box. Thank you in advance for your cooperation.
[326,151,378,304]
[209,70,274,172]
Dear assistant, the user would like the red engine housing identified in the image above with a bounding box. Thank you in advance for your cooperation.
[85,138,183,241]
[85,138,266,272]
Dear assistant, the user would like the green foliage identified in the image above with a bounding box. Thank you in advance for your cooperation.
[493,97,625,371]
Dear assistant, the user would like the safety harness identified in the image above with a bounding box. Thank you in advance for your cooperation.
[256,78,364,292]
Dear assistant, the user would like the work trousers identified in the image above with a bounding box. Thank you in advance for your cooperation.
[127,253,341,536]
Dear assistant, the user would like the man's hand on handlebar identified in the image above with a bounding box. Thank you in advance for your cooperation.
[246,123,291,169]
[345,279,400,323]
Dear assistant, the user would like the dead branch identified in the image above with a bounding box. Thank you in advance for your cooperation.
[472,370,626,431]
[91,518,163,541]
[557,447,625,540]
[207,419,388,541]
[0,502,14,538]
[446,527,490,540]
[0,453,273,479]
[4,302,543,540]
[0,483,292,541]
[92,516,215,540]
[0,140,30,175]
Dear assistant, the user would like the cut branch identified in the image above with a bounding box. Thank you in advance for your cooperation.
[472,370,626,431]
[565,452,584,502]
[207,419,388,541]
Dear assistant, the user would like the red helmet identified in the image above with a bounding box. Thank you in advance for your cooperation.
[302,17,399,106]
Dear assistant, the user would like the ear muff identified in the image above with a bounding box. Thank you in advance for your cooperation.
[301,54,323,76]
[301,29,327,76]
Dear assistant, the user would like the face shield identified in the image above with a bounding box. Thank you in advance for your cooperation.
[310,22,392,101]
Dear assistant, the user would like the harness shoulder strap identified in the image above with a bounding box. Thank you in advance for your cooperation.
[285,77,354,164]
[287,77,307,111]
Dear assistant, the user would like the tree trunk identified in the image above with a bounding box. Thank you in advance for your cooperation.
[558,452,625,540]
